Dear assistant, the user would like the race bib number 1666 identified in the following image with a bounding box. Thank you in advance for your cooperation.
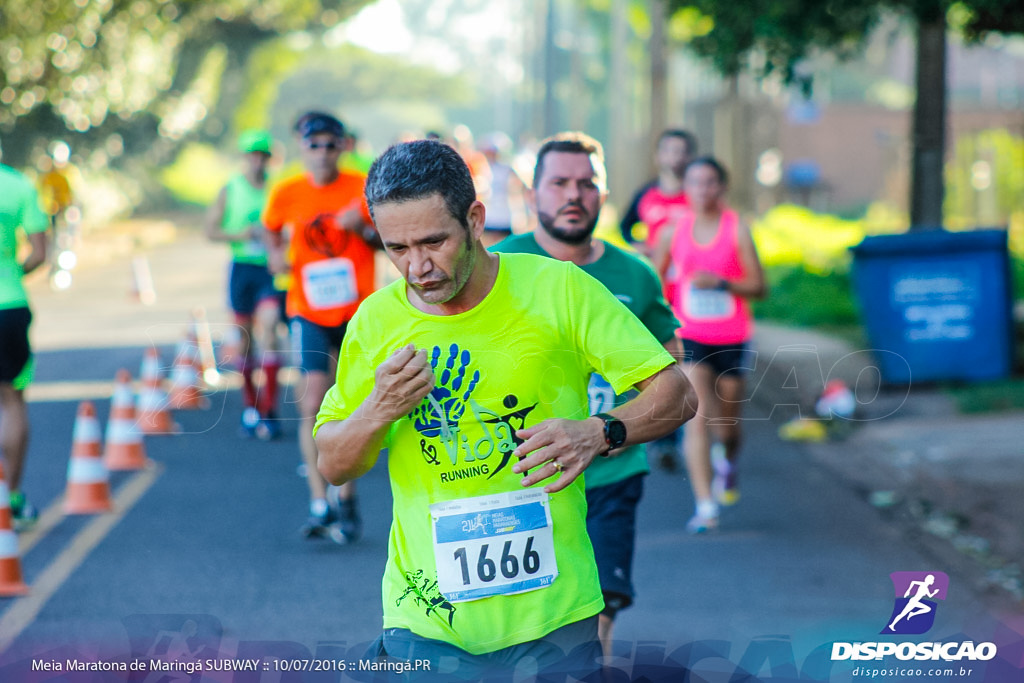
[430,490,558,603]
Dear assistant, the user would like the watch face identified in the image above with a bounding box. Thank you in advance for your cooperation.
[606,419,627,449]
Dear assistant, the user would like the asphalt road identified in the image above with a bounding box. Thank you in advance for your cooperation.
[0,227,1020,682]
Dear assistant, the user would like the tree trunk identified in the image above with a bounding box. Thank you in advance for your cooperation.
[649,0,668,178]
[608,0,629,206]
[909,14,947,230]
[543,0,558,135]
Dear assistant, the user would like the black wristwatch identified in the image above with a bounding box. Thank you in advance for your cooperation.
[594,412,627,456]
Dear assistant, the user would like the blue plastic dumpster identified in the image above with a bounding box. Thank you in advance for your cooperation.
[850,229,1014,383]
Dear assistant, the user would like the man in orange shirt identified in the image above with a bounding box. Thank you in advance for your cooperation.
[263,112,378,543]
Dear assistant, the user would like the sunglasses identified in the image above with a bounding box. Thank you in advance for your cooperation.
[303,140,341,151]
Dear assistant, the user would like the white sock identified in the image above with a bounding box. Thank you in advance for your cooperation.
[697,500,719,520]
[710,443,727,467]
[310,498,328,517]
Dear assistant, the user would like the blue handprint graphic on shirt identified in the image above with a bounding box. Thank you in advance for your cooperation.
[410,343,481,439]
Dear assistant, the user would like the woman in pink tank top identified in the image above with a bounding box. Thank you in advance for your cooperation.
[653,157,767,534]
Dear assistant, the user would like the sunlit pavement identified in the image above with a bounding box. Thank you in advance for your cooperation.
[1,223,1021,681]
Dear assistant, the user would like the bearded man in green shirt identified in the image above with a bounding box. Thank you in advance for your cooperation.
[493,131,685,658]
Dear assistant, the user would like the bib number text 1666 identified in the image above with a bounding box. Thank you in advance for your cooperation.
[453,536,541,585]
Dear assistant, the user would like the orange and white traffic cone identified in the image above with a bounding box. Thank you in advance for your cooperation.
[168,347,208,411]
[104,369,150,471]
[191,307,221,388]
[64,401,112,515]
[136,348,179,434]
[139,346,162,388]
[0,461,29,596]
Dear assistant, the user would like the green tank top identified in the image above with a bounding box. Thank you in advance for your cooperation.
[1,164,49,309]
[222,174,268,265]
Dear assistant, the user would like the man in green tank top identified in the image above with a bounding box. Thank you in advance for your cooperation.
[1,139,49,528]
[205,130,284,440]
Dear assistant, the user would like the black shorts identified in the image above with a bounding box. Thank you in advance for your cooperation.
[289,316,347,374]
[0,307,33,384]
[228,261,277,316]
[585,473,645,617]
[681,338,752,378]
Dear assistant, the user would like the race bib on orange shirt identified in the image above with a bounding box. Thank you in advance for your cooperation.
[301,257,358,310]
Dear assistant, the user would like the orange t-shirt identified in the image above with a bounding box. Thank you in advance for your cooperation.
[262,172,376,327]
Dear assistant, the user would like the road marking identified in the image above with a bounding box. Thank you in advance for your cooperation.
[15,494,67,557]
[24,370,301,403]
[25,380,117,403]
[0,463,163,653]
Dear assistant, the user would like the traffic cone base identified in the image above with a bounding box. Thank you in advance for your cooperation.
[136,391,181,434]
[167,357,208,411]
[0,472,29,596]
[65,401,113,515]
[137,349,180,434]
[0,532,29,596]
[105,369,150,471]
[65,461,113,514]
[105,418,150,470]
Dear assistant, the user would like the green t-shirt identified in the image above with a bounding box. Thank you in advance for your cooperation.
[0,164,49,309]
[315,253,673,654]
[492,234,679,489]
[221,174,268,265]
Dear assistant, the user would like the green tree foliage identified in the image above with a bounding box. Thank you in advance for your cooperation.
[0,0,371,164]
[669,0,1024,228]
[158,39,477,208]
[946,129,1024,228]
[236,40,476,146]
[670,0,1022,82]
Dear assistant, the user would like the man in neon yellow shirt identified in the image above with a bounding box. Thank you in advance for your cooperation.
[314,140,697,679]
[1,144,49,528]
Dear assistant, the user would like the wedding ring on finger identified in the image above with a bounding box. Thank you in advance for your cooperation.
[552,460,564,472]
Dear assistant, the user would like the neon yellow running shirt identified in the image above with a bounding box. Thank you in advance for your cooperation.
[315,253,674,654]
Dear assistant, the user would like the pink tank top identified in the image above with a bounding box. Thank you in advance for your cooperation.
[668,208,752,344]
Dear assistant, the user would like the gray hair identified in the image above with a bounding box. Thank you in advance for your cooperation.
[365,139,476,229]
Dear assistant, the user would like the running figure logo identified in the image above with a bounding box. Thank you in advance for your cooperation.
[881,571,949,635]
[397,569,457,627]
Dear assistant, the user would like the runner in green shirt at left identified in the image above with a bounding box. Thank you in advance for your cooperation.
[1,146,50,529]
[205,130,285,440]
[313,139,697,680]
[492,131,685,658]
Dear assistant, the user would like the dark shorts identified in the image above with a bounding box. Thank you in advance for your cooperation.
[265,288,287,324]
[0,307,33,385]
[586,473,644,617]
[228,261,277,316]
[682,338,752,378]
[289,316,347,374]
[368,616,601,682]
